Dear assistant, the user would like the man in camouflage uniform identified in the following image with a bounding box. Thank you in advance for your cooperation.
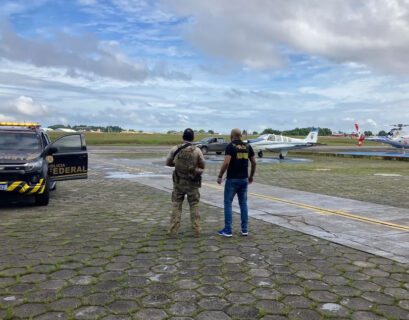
[166,128,205,236]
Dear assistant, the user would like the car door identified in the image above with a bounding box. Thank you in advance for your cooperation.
[219,138,228,152]
[207,138,216,151]
[48,134,88,181]
[214,138,224,151]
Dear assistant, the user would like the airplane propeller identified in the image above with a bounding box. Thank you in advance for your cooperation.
[390,124,409,129]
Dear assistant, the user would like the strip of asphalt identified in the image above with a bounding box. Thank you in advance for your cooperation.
[93,154,409,264]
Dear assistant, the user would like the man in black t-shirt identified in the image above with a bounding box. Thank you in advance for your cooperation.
[217,129,257,237]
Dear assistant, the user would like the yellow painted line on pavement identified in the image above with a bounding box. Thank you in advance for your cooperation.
[202,182,409,232]
[94,159,148,173]
[94,158,409,232]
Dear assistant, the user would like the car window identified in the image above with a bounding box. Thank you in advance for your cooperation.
[52,134,83,153]
[0,132,41,151]
[41,133,48,148]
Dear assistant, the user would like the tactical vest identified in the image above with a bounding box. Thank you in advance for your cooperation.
[174,145,201,187]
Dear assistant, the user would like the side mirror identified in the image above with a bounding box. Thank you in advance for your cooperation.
[47,146,59,155]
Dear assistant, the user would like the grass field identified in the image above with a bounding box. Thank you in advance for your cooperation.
[202,153,409,209]
[48,131,372,146]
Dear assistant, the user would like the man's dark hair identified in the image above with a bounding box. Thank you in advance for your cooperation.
[183,128,194,142]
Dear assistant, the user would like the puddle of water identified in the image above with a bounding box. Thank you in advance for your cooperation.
[205,157,312,164]
[149,274,161,282]
[105,171,163,179]
[4,296,16,301]
[374,173,402,177]
[321,303,341,312]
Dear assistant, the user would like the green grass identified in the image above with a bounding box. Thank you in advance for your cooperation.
[48,132,232,146]
[48,132,371,146]
[204,153,409,209]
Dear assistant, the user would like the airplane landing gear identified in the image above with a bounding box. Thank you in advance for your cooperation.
[258,151,263,158]
[279,153,284,160]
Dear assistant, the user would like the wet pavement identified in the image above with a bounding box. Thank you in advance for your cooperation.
[0,148,408,320]
[94,154,409,264]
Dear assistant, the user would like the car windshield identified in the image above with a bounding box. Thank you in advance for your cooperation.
[200,137,213,143]
[0,132,41,151]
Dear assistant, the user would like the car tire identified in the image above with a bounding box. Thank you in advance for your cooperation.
[201,146,208,155]
[216,152,222,155]
[35,178,50,206]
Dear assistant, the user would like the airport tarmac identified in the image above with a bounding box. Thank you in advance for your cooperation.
[93,150,409,264]
[338,151,409,159]
[1,147,409,319]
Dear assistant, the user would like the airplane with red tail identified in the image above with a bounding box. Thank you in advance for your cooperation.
[355,123,409,153]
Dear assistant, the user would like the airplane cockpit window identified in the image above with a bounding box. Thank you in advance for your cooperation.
[268,135,276,141]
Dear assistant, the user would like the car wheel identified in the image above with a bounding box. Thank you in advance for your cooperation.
[35,178,50,206]
[201,146,208,155]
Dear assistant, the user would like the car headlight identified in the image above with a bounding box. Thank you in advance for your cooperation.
[25,159,43,172]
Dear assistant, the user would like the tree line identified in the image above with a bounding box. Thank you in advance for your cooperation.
[261,127,332,136]
[49,124,124,133]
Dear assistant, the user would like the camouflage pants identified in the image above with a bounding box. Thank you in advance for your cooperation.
[169,182,201,235]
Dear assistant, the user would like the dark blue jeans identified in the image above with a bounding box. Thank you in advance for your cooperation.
[224,178,248,232]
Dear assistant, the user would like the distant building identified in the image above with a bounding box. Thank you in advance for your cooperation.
[54,128,77,133]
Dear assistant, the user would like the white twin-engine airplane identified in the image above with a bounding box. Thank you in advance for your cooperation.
[355,123,409,153]
[248,127,319,159]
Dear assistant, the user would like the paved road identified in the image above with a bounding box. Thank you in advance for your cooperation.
[96,153,409,264]
[0,153,408,319]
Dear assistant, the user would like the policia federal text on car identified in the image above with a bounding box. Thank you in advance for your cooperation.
[0,122,88,206]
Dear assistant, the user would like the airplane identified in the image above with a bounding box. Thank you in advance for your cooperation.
[248,127,319,159]
[355,123,409,153]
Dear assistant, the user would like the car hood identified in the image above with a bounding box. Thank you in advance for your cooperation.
[0,150,41,164]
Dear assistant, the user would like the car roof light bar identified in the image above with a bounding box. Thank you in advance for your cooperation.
[0,122,40,128]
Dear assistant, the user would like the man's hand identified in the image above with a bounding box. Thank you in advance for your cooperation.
[249,176,254,184]
[217,177,223,184]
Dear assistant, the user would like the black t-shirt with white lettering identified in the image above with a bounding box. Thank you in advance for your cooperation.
[225,140,255,179]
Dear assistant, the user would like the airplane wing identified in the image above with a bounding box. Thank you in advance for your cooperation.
[264,143,313,152]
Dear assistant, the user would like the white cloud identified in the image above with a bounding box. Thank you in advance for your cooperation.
[15,96,49,116]
[0,0,49,17]
[0,21,190,82]
[77,0,98,5]
[366,118,377,126]
[0,113,15,122]
[167,0,409,74]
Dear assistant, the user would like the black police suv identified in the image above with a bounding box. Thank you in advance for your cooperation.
[0,123,88,206]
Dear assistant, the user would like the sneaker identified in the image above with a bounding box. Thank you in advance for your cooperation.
[218,229,232,237]
[241,230,248,236]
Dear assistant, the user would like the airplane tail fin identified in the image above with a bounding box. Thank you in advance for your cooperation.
[304,127,319,143]
[355,123,365,147]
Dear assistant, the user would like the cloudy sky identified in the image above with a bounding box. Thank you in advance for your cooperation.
[1,0,409,133]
